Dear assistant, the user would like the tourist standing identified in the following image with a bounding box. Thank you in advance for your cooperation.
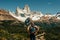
[27,21,39,40]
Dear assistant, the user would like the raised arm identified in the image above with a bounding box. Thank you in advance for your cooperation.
[27,25,31,34]
[35,26,39,35]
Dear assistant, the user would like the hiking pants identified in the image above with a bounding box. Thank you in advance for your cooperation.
[30,33,36,40]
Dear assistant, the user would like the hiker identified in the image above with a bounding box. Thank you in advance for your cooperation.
[27,21,39,40]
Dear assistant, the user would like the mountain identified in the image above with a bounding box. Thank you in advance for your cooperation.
[9,5,60,22]
[56,12,60,19]
[0,5,60,22]
[9,5,44,22]
[0,9,19,21]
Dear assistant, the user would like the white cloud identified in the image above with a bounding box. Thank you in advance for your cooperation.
[48,2,52,5]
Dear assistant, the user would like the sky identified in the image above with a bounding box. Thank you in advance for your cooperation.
[0,0,60,14]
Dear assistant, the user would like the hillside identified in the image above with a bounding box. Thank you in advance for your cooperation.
[0,9,19,21]
[0,9,60,40]
[0,18,60,40]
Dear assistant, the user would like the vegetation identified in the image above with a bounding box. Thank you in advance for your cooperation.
[0,19,60,40]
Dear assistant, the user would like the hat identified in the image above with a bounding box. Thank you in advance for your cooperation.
[25,17,31,26]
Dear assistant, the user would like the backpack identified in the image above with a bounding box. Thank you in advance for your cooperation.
[29,26,37,34]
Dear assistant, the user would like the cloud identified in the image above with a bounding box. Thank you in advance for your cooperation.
[48,2,52,5]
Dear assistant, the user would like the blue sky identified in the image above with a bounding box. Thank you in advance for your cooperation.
[0,0,60,14]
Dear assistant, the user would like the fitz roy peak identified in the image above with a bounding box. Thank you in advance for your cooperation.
[9,5,60,22]
[9,5,43,22]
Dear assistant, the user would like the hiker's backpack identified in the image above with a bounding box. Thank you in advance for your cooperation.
[29,26,37,33]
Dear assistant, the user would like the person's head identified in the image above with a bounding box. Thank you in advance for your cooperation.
[30,21,34,27]
[25,17,31,26]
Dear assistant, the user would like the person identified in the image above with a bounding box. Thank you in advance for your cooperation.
[27,21,39,40]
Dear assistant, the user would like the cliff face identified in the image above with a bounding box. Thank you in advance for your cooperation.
[0,9,18,21]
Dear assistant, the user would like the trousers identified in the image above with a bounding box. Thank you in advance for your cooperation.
[30,33,36,40]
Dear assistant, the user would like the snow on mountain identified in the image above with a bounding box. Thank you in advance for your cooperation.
[56,12,60,19]
[9,10,43,22]
[9,11,27,22]
[8,5,60,22]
